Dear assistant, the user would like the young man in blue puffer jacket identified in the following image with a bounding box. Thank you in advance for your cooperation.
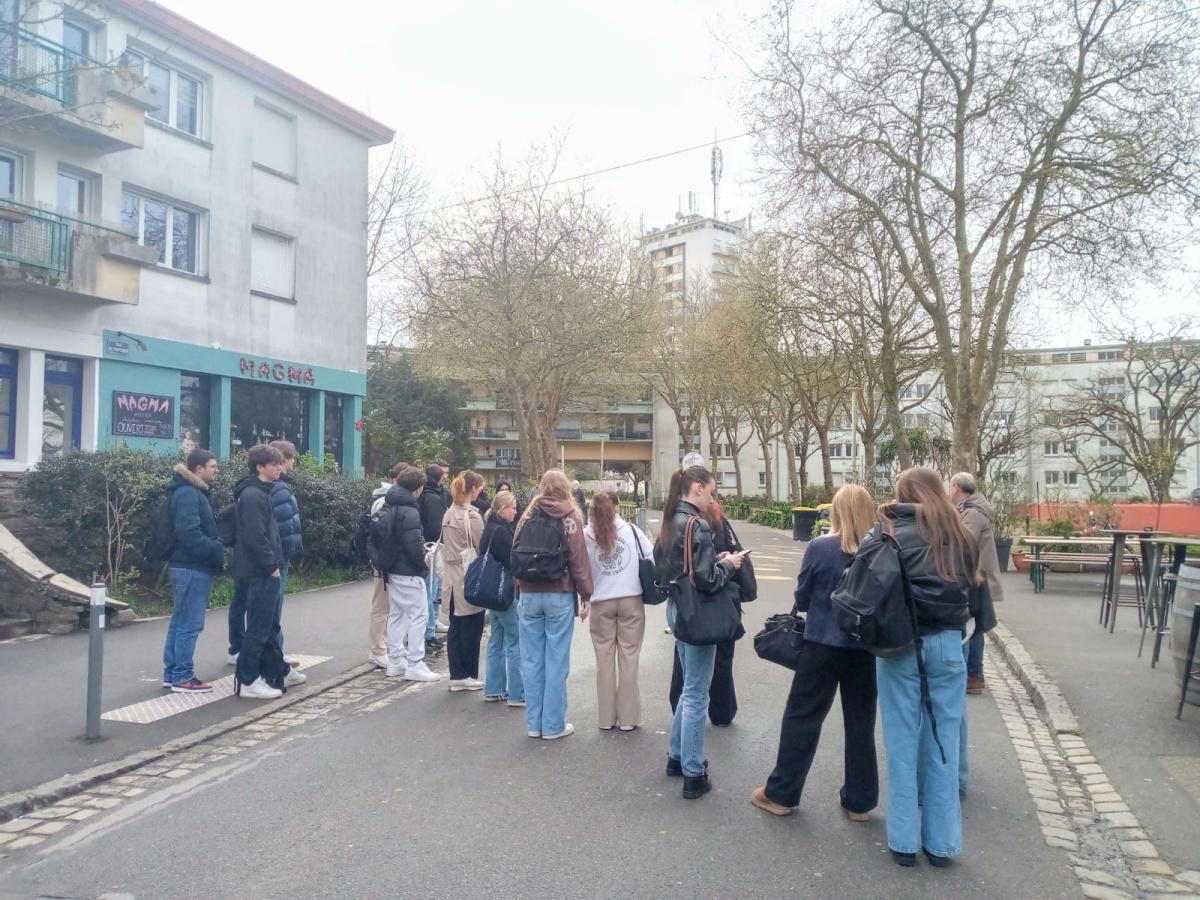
[268,441,303,665]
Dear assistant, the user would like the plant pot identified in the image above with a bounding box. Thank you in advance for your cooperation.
[1011,551,1031,574]
[995,536,1013,573]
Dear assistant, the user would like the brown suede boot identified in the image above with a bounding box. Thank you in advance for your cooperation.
[967,675,985,694]
[750,787,795,816]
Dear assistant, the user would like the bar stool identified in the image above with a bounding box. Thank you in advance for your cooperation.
[1177,602,1200,719]
[1139,572,1176,667]
[1101,552,1147,632]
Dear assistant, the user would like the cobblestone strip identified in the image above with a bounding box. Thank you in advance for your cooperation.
[0,665,429,857]
[986,645,1200,899]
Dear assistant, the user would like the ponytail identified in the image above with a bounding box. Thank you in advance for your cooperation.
[450,470,484,505]
[589,490,620,554]
[658,465,715,549]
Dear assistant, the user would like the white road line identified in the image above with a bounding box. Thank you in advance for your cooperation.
[103,654,332,724]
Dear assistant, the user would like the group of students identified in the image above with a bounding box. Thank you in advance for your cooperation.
[160,441,308,700]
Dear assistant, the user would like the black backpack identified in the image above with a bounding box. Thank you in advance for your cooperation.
[366,502,402,575]
[831,523,947,762]
[353,509,373,562]
[510,509,569,582]
[216,504,237,547]
[142,493,177,566]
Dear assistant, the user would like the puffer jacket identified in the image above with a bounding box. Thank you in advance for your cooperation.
[269,473,303,562]
[381,484,428,578]
[167,463,224,574]
[879,502,971,635]
[654,500,734,600]
[232,476,283,581]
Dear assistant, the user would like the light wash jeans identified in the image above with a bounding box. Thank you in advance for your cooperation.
[163,567,212,684]
[518,591,575,736]
[877,629,966,858]
[958,633,983,793]
[667,602,717,778]
[425,572,441,640]
[387,574,429,667]
[485,605,524,701]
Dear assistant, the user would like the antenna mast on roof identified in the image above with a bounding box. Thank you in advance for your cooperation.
[711,132,723,222]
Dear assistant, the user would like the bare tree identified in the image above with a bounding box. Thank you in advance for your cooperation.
[410,143,652,476]
[747,0,1200,474]
[1053,325,1200,501]
[365,143,427,351]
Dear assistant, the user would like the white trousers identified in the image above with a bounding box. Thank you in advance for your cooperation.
[387,574,429,667]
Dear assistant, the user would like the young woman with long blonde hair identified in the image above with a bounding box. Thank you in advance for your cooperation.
[441,470,486,690]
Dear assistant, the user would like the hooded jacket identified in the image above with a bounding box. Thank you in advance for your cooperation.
[381,485,429,578]
[232,475,283,581]
[167,462,224,574]
[653,500,734,602]
[878,502,972,635]
[514,496,594,601]
[419,479,451,543]
[269,473,303,563]
[957,492,1005,604]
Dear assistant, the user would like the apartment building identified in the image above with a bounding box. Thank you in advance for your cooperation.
[639,211,747,307]
[0,0,391,474]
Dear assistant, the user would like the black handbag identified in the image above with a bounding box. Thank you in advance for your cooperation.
[754,612,806,670]
[669,517,742,646]
[724,520,757,602]
[631,523,661,605]
[463,531,515,611]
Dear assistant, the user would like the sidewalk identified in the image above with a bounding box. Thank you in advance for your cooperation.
[997,567,1200,871]
[0,578,377,795]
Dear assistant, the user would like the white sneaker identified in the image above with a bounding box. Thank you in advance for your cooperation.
[239,677,282,699]
[227,653,239,666]
[284,654,300,667]
[449,678,484,692]
[385,664,406,678]
[368,654,389,669]
[284,668,307,686]
[404,662,442,683]
[543,723,575,741]
[435,621,450,635]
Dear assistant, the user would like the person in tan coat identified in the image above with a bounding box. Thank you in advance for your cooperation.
[948,472,1004,694]
[441,470,486,690]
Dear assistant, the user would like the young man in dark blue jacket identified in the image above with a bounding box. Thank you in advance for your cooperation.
[383,466,443,683]
[162,449,224,693]
[267,440,303,666]
[233,444,288,699]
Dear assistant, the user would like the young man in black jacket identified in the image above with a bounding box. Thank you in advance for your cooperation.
[384,467,443,683]
[233,444,288,699]
[418,463,451,648]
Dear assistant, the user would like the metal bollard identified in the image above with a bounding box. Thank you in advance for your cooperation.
[85,582,106,741]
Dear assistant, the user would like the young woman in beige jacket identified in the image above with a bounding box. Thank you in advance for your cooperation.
[441,470,485,690]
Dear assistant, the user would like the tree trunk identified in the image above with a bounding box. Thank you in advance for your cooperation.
[733,453,743,498]
[951,397,981,476]
[758,437,774,501]
[785,439,799,501]
[816,427,833,493]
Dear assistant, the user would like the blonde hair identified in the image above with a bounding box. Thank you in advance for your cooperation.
[450,470,484,505]
[486,490,517,521]
[829,484,877,555]
[522,469,576,520]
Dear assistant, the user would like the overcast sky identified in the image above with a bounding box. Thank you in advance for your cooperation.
[156,0,1195,346]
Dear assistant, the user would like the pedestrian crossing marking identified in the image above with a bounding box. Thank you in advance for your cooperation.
[756,575,794,582]
[102,655,332,725]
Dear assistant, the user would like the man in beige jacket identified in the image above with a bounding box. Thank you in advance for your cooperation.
[949,472,1004,694]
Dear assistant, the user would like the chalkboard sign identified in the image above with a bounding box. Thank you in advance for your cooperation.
[112,391,174,439]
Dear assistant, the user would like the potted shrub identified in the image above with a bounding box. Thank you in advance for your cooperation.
[988,478,1025,572]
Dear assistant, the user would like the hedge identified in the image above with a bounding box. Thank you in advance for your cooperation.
[22,448,374,585]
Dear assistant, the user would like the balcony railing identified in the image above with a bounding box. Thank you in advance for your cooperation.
[608,429,652,441]
[0,26,98,107]
[0,200,70,275]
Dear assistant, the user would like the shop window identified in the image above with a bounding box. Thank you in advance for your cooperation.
[43,355,82,457]
[0,348,16,459]
[323,393,344,470]
[229,381,308,457]
[179,373,211,455]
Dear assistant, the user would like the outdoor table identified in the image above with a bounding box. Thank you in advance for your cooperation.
[1099,530,1168,633]
[1138,536,1199,666]
[1019,536,1115,593]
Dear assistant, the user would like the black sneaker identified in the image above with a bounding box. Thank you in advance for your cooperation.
[426,636,445,652]
[682,772,712,800]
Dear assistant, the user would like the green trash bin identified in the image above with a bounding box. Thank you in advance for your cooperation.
[792,506,819,542]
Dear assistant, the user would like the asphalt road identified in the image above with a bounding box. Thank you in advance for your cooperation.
[1,521,1080,899]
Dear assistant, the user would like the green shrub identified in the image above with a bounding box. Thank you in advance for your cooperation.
[748,507,791,529]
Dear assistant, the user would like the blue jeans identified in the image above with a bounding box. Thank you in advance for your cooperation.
[163,567,212,684]
[485,605,524,701]
[959,634,983,794]
[425,572,441,640]
[230,563,287,655]
[965,631,984,677]
[667,602,717,778]
[877,629,966,857]
[518,591,575,735]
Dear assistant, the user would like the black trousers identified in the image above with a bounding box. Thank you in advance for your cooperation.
[669,638,738,726]
[234,575,280,687]
[447,602,486,680]
[764,641,879,812]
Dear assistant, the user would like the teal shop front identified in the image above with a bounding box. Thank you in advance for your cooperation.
[99,331,365,475]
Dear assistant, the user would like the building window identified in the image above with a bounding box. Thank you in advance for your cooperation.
[61,20,91,58]
[1098,350,1121,361]
[0,151,15,198]
[229,381,308,457]
[56,168,92,216]
[121,190,200,274]
[123,51,203,137]
[0,348,16,459]
[251,228,295,299]
[43,355,82,457]
[253,101,297,176]
[1149,407,1163,422]
[758,471,766,487]
[179,373,211,455]
[323,393,344,470]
